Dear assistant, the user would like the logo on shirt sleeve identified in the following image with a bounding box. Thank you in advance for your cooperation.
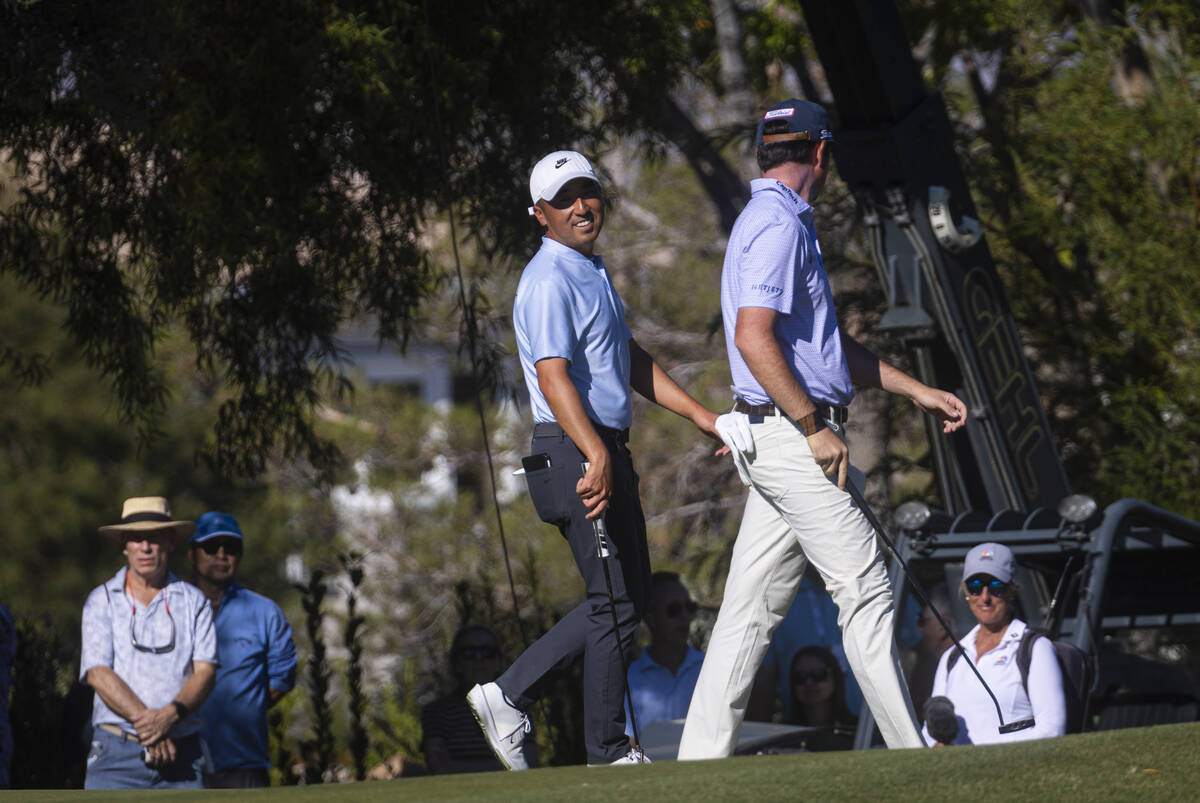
[749,282,784,297]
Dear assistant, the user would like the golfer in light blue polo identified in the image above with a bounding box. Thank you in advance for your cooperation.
[467,150,730,768]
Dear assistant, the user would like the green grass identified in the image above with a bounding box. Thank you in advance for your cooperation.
[21,722,1199,802]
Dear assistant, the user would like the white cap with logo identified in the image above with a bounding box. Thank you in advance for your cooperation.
[527,150,600,215]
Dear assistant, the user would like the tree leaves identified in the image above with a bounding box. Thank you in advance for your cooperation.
[0,0,698,479]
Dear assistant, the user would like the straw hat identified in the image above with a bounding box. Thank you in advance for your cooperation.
[98,496,195,547]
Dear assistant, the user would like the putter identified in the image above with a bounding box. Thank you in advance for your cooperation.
[845,482,1035,735]
[582,461,643,755]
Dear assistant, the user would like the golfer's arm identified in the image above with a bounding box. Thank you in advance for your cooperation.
[536,357,606,466]
[628,338,710,425]
[734,307,819,420]
[841,333,923,398]
[86,666,148,722]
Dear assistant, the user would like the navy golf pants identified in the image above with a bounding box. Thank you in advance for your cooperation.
[497,422,651,765]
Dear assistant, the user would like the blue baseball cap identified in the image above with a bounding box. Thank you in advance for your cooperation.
[755,99,833,146]
[191,511,245,543]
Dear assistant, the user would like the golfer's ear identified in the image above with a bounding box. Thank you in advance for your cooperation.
[814,139,830,166]
[531,202,547,227]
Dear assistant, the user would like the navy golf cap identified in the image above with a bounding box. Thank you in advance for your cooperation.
[755,99,833,146]
[191,511,245,543]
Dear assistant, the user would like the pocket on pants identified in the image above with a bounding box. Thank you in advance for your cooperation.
[524,463,569,528]
[86,739,105,766]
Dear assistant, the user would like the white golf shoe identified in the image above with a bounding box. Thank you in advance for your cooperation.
[467,682,531,771]
[593,747,652,766]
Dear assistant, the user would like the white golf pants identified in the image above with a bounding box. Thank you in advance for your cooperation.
[678,411,924,758]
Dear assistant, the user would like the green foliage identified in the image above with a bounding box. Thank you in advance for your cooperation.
[8,618,86,789]
[899,0,1200,517]
[0,0,703,480]
[363,661,425,774]
[296,570,334,783]
[340,553,368,780]
[0,275,299,629]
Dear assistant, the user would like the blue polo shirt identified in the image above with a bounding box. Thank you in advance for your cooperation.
[624,646,705,737]
[195,582,296,773]
[721,178,853,407]
[514,237,633,429]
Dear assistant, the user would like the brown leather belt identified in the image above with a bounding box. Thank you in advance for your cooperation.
[734,400,848,425]
[98,723,141,742]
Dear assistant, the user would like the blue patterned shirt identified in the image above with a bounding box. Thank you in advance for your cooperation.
[195,582,296,772]
[80,568,218,737]
[721,178,853,407]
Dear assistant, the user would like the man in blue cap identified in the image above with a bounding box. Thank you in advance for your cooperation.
[189,511,296,787]
[679,100,967,759]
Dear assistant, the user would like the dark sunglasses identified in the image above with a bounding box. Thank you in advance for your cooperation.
[965,577,1009,596]
[457,645,499,660]
[793,667,830,684]
[198,538,243,556]
[665,600,698,619]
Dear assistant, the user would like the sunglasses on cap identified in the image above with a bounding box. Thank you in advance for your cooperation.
[198,538,243,556]
[965,577,1009,596]
[793,667,830,684]
[456,645,499,660]
[664,600,698,619]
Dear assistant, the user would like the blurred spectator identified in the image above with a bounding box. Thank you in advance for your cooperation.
[747,572,863,722]
[908,586,955,715]
[923,543,1066,745]
[0,602,14,788]
[189,512,296,788]
[81,497,217,789]
[787,645,857,751]
[422,625,523,773]
[625,572,704,736]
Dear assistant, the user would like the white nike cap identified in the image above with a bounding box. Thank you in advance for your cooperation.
[528,150,600,215]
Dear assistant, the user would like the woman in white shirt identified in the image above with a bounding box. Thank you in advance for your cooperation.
[923,542,1067,745]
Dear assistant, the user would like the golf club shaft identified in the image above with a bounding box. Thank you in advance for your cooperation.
[845,482,1033,734]
[582,462,642,751]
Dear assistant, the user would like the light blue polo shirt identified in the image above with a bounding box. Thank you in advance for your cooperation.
[624,646,705,738]
[721,178,853,407]
[514,236,633,429]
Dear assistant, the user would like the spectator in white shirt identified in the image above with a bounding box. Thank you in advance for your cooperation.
[923,543,1066,745]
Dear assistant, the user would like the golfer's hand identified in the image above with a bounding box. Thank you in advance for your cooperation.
[577,452,612,519]
[807,427,849,489]
[145,738,177,767]
[911,386,968,433]
[694,409,730,456]
[133,705,177,746]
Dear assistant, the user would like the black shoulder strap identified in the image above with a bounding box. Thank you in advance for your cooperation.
[946,643,964,673]
[1016,628,1042,695]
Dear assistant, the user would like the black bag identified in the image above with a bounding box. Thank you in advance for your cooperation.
[946,626,1093,733]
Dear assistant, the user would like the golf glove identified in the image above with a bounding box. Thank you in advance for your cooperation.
[714,412,755,486]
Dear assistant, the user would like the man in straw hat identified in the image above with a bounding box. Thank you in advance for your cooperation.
[80,497,218,789]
